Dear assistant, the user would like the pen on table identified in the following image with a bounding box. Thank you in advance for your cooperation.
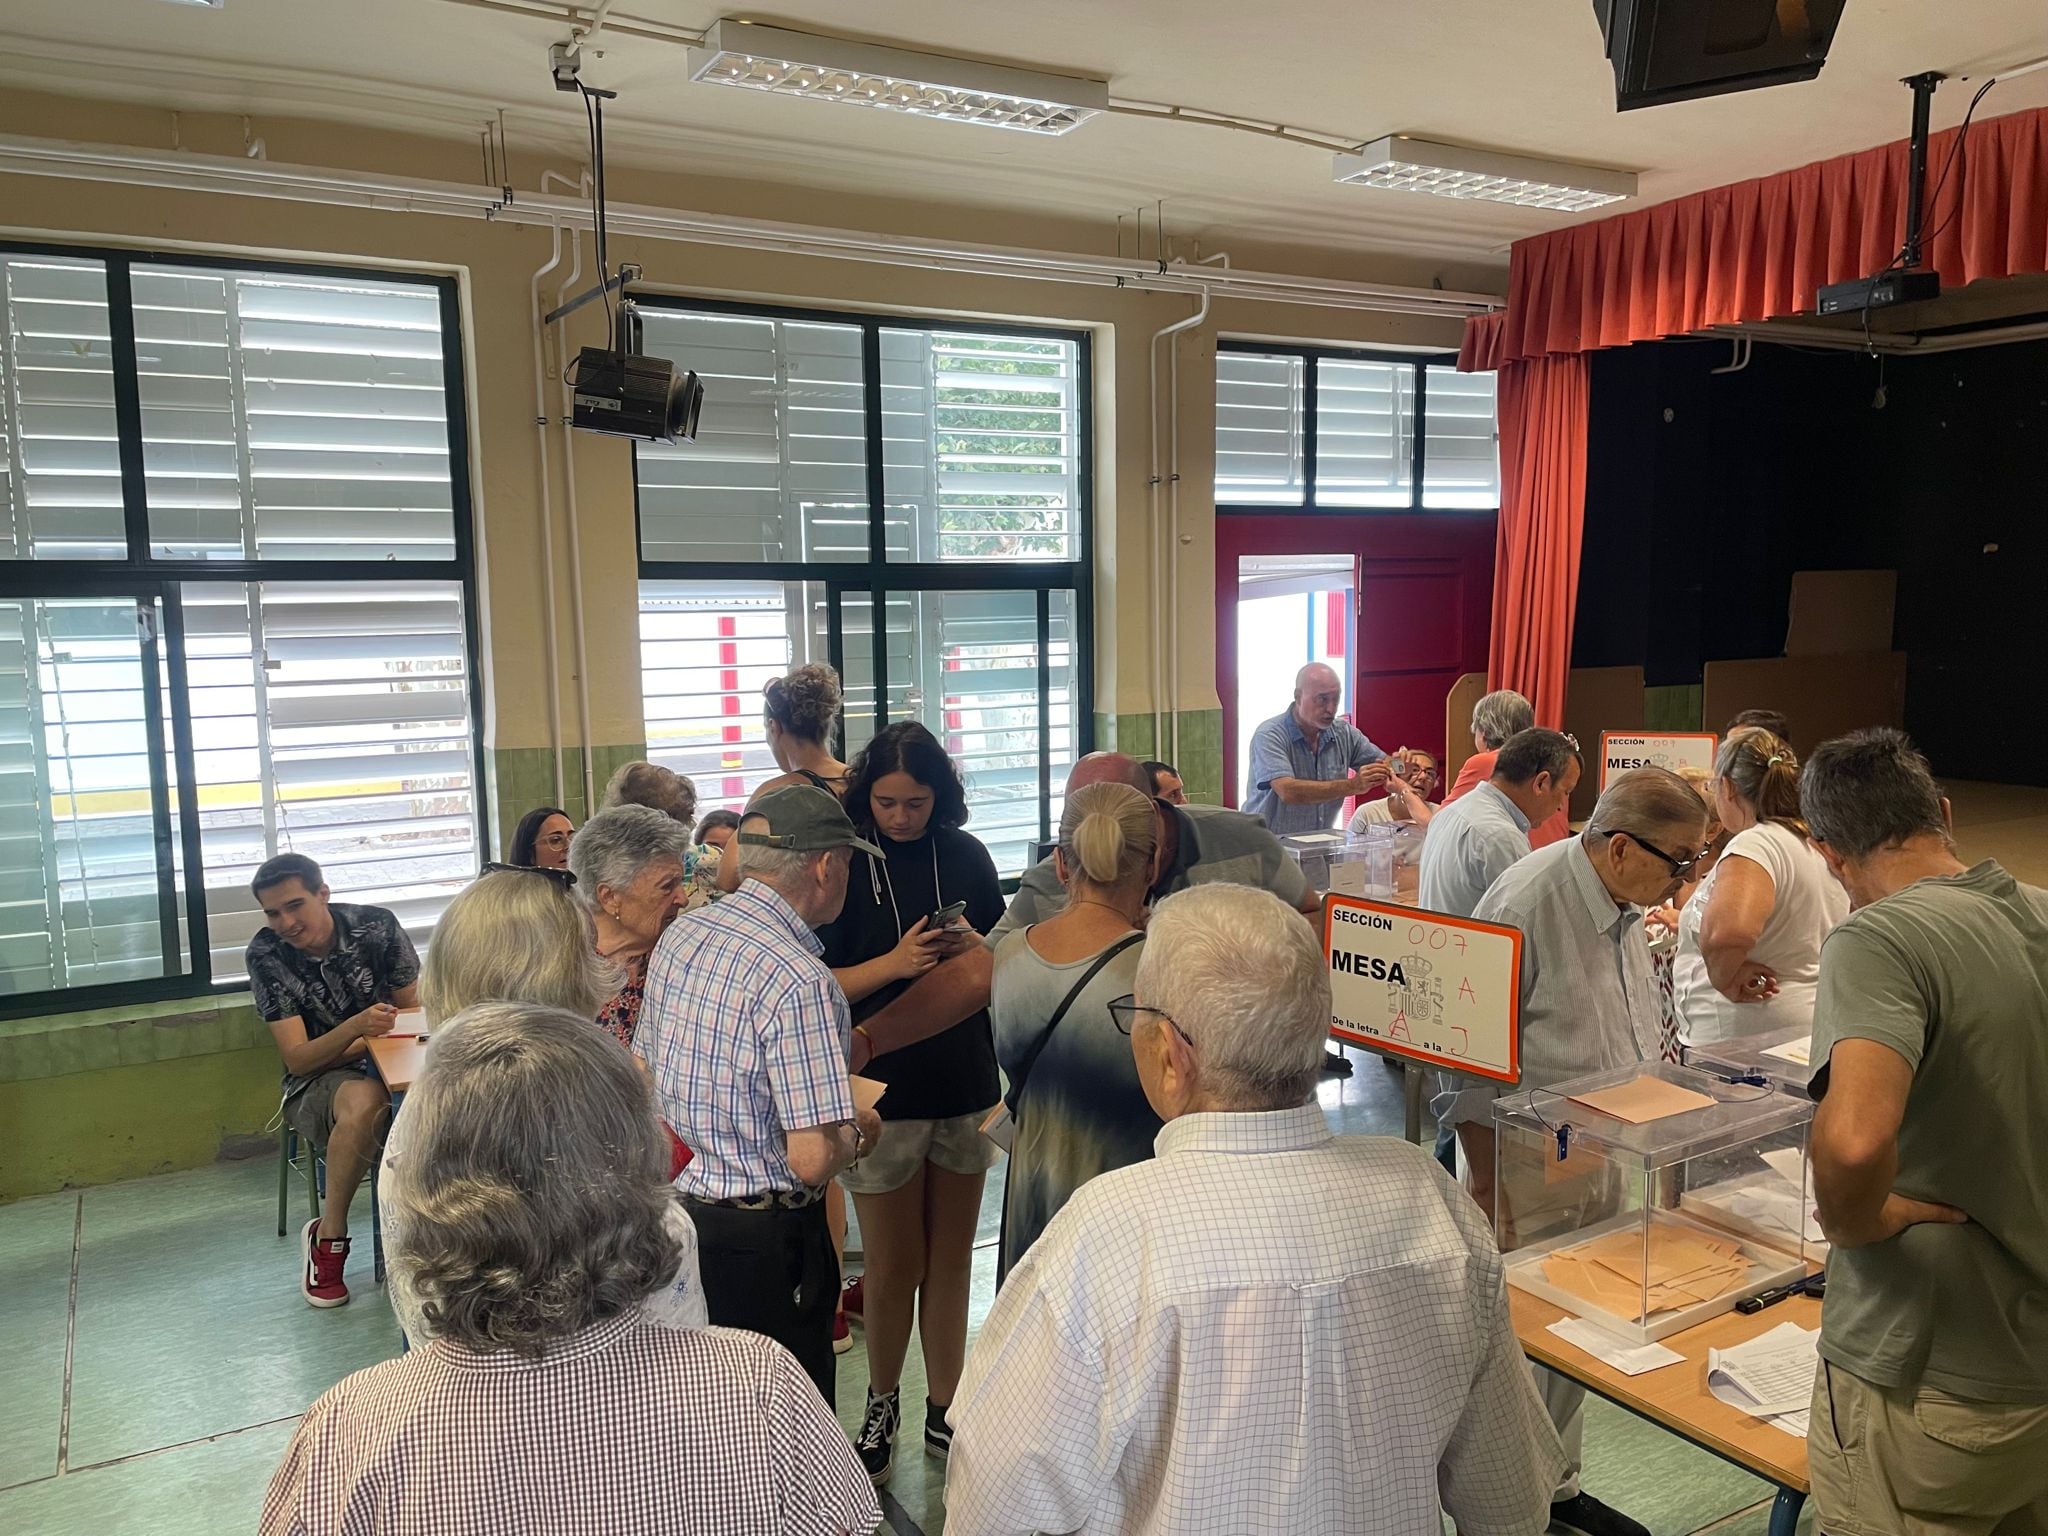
[1736,1281,1803,1315]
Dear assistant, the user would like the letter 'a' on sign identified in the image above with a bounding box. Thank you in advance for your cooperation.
[1321,893,1523,1086]
[1597,731,1719,792]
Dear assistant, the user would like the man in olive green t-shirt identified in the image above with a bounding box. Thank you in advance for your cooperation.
[1799,729,2048,1536]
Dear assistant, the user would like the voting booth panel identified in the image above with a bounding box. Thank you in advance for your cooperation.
[1700,654,1905,760]
[1562,666,1646,822]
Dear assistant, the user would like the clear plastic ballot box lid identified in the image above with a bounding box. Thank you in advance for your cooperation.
[1685,1023,1817,1099]
[1491,1062,1815,1343]
[1493,1061,1812,1171]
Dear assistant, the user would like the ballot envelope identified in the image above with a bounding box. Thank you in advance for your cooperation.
[1491,1062,1815,1344]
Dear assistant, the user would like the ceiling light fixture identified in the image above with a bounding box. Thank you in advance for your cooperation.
[686,20,1108,135]
[1333,136,1635,213]
[155,0,224,7]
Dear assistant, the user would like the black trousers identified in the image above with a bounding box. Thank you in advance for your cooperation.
[686,1198,838,1408]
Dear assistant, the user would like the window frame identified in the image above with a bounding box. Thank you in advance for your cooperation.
[1215,339,1498,517]
[0,238,485,1020]
[628,293,1095,872]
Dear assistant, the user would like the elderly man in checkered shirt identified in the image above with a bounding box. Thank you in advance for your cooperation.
[635,785,884,1408]
[946,883,1566,1536]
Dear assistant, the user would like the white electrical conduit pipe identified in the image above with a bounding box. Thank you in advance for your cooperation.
[530,215,569,808]
[1164,285,1212,767]
[1146,290,1204,757]
[0,135,1503,319]
[551,226,598,816]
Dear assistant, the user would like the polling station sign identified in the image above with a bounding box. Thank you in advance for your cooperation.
[1598,732,1719,790]
[1323,894,1521,1085]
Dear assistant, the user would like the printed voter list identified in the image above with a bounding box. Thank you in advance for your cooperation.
[1322,895,1522,1084]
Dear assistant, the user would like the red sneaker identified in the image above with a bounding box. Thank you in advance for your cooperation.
[301,1218,351,1309]
[833,1308,854,1355]
[841,1273,865,1321]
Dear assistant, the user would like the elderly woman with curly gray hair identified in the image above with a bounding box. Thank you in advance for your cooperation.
[263,1002,880,1536]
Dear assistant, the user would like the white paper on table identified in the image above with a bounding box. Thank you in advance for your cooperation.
[1708,1322,1819,1418]
[1761,1035,1812,1067]
[388,1008,428,1038]
[1767,1408,1810,1439]
[1547,1317,1685,1377]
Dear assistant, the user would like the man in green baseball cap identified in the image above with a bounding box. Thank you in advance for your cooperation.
[739,784,885,864]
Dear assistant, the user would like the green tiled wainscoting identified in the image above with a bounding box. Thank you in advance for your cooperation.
[486,743,648,857]
[1093,711,1224,803]
[0,997,277,1202]
[1645,685,1706,733]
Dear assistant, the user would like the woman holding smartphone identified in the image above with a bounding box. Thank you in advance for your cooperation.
[818,721,1004,1488]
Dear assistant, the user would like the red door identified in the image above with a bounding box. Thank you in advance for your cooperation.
[1217,514,1494,808]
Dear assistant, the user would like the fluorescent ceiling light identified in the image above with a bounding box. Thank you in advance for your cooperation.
[156,0,224,7]
[687,20,1107,135]
[1334,136,1635,213]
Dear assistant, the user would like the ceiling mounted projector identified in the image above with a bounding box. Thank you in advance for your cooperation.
[569,301,704,445]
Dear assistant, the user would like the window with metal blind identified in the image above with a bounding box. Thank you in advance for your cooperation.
[133,264,457,561]
[635,310,868,564]
[0,254,125,561]
[880,327,1083,562]
[178,581,477,982]
[638,579,830,814]
[1213,342,1500,515]
[1,241,479,1020]
[1214,351,1305,505]
[633,297,1092,886]
[1422,365,1501,508]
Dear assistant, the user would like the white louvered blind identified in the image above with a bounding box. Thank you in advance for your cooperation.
[179,580,476,979]
[881,328,1081,561]
[1315,357,1415,507]
[0,256,125,560]
[638,579,829,814]
[636,311,869,563]
[1215,351,1306,504]
[0,596,173,994]
[1423,365,1501,508]
[132,264,456,562]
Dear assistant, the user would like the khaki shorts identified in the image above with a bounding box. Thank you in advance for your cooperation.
[839,1109,1001,1196]
[1808,1360,2048,1536]
[283,1066,382,1147]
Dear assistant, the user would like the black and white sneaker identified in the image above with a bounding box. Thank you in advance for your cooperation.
[1550,1492,1651,1536]
[924,1398,953,1461]
[855,1385,899,1486]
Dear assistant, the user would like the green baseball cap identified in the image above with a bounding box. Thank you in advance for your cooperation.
[739,785,884,859]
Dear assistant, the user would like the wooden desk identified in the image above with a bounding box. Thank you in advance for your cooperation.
[366,1034,428,1095]
[1511,1287,1816,1536]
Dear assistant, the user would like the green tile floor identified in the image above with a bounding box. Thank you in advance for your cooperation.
[0,1061,1812,1535]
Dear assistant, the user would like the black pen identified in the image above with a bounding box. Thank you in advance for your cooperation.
[1736,1281,1803,1315]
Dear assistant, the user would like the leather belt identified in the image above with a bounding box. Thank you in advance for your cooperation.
[684,1188,824,1211]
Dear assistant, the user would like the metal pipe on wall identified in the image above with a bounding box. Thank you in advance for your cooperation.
[529,215,569,809]
[551,225,598,814]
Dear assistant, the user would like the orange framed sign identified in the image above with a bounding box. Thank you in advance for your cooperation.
[1598,732,1719,791]
[1323,894,1523,1085]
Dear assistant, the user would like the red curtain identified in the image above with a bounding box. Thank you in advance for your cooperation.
[1460,102,2048,370]
[1488,354,1589,728]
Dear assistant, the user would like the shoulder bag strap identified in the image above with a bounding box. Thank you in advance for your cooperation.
[1004,932,1143,1116]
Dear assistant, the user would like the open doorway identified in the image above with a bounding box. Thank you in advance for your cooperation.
[1216,513,1496,808]
[1232,554,1357,803]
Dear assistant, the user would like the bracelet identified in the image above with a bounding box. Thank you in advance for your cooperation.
[853,1023,876,1055]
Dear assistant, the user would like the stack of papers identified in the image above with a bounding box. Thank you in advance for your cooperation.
[1707,1321,1817,1439]
[1545,1317,1684,1376]
[1543,1223,1752,1322]
[1761,1036,1812,1067]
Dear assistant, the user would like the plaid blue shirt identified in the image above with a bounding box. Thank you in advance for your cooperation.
[636,881,856,1200]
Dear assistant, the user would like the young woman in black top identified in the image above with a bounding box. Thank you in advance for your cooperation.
[818,721,1003,1486]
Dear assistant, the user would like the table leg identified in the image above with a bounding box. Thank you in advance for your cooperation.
[1767,1487,1805,1536]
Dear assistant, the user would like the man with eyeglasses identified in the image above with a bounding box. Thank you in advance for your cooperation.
[947,885,1565,1536]
[1241,662,1393,836]
[1443,766,1711,1536]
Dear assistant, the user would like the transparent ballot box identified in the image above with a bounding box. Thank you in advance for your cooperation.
[1687,1023,1816,1099]
[1492,1063,1814,1343]
[1279,832,1374,897]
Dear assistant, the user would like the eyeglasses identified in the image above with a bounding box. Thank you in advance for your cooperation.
[537,829,573,849]
[1107,993,1195,1048]
[481,861,577,888]
[1614,832,1704,881]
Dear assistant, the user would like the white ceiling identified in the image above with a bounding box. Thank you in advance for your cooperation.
[4,0,2046,264]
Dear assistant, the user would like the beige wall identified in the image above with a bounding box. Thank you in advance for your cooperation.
[0,90,1500,773]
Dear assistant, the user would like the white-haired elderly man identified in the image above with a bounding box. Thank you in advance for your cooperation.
[945,884,1566,1536]
[1442,766,1712,1536]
